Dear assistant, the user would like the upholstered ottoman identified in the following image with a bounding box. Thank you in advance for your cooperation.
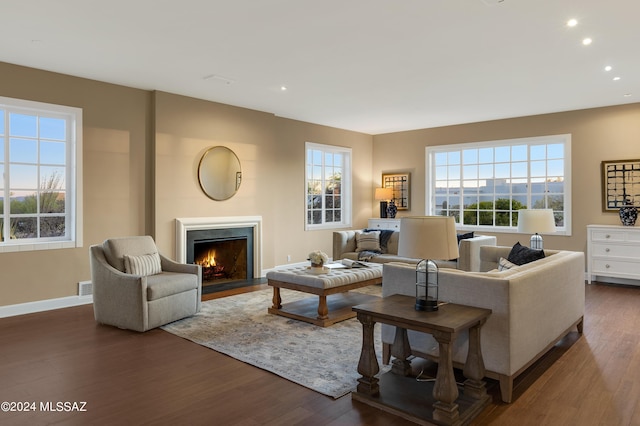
[266,264,382,327]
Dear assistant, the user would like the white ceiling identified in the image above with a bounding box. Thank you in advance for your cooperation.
[1,0,639,135]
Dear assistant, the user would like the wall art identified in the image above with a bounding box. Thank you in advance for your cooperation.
[602,159,640,211]
[382,173,410,211]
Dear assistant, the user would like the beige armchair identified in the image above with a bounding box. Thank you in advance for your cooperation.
[90,236,202,332]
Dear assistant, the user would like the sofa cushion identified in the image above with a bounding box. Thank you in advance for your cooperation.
[498,256,518,271]
[355,230,381,252]
[124,252,162,276]
[146,272,199,301]
[507,242,545,265]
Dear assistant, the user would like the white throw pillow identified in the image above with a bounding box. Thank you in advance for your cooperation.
[124,252,162,276]
[355,231,381,252]
[498,256,518,272]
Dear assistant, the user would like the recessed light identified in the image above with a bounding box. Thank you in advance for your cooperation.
[604,66,612,72]
[624,94,632,97]
[613,77,621,81]
[280,86,288,91]
[567,19,578,27]
[582,38,593,46]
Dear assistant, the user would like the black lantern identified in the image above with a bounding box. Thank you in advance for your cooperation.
[415,259,439,311]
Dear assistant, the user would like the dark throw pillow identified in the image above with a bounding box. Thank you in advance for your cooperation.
[457,231,475,243]
[507,241,545,266]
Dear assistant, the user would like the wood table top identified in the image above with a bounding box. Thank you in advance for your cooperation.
[352,294,491,333]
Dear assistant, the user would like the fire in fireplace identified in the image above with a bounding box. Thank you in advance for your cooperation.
[194,237,247,284]
[186,226,255,288]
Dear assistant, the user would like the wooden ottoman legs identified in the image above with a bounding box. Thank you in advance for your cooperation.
[271,287,282,309]
[317,295,329,320]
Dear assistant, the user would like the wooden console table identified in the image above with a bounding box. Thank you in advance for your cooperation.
[352,295,491,425]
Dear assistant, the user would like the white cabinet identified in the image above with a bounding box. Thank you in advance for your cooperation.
[367,218,401,231]
[587,225,640,284]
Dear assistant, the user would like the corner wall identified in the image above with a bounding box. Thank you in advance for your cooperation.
[372,103,640,252]
[0,63,373,308]
[152,92,374,269]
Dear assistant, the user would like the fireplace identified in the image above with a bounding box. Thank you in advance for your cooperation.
[187,227,253,286]
[194,238,247,283]
[175,216,262,290]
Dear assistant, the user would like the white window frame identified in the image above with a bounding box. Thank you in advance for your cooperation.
[0,96,83,252]
[426,134,571,236]
[305,142,352,230]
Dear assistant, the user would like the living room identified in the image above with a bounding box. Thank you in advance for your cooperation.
[2,1,640,424]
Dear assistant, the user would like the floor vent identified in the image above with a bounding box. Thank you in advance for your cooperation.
[78,281,93,297]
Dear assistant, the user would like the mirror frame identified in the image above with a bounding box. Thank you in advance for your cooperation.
[197,146,242,201]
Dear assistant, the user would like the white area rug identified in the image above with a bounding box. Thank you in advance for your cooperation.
[161,286,387,399]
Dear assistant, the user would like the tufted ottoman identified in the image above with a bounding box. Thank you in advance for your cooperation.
[266,263,383,327]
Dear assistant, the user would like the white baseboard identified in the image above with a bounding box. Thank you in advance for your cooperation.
[263,260,309,275]
[0,295,93,319]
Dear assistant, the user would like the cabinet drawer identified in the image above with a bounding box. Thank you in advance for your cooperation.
[590,230,628,243]
[367,219,401,230]
[591,243,640,260]
[592,259,640,278]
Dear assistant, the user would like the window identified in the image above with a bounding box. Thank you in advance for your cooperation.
[305,142,351,230]
[426,135,571,235]
[0,96,82,251]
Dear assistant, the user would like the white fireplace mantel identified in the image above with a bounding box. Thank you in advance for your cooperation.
[175,216,262,278]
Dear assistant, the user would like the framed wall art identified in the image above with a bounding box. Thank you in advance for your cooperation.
[382,173,410,210]
[601,159,640,211]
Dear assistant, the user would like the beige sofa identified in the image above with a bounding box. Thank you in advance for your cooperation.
[332,229,497,271]
[381,245,585,403]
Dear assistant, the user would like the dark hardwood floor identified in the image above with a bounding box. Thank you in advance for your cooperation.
[0,282,639,425]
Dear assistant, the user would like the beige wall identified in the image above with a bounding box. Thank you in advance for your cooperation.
[0,64,373,307]
[1,59,638,308]
[152,91,374,269]
[373,103,640,252]
[0,62,151,306]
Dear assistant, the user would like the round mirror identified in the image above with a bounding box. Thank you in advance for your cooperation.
[198,146,242,201]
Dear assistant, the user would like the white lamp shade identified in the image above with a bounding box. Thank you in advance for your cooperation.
[517,209,556,234]
[398,216,459,260]
[374,187,393,201]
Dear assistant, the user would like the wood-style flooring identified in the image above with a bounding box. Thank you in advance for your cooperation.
[0,282,639,425]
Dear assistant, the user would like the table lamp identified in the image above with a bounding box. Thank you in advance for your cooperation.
[398,216,459,311]
[374,187,393,219]
[517,209,556,249]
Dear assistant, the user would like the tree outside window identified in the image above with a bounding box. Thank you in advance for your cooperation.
[0,97,81,249]
[305,142,351,230]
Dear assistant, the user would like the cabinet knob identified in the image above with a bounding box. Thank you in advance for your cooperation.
[606,234,611,239]
[605,264,610,269]
[605,248,610,252]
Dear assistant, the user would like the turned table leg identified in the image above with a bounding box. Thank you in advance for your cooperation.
[271,287,282,309]
[391,326,411,376]
[432,331,460,424]
[463,319,488,400]
[356,313,379,395]
[317,295,329,320]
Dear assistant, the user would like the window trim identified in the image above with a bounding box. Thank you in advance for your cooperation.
[425,134,571,236]
[0,96,83,252]
[304,142,352,231]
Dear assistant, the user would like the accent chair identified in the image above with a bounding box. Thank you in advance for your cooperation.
[90,235,202,332]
